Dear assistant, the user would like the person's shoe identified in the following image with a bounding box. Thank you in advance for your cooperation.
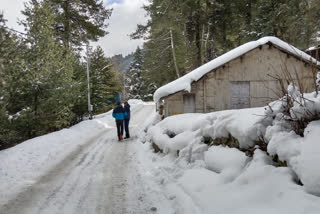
[120,136,123,141]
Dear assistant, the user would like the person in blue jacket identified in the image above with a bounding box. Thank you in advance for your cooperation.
[124,101,130,138]
[112,101,126,141]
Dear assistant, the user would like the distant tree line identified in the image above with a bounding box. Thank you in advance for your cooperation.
[0,0,121,150]
[129,0,320,91]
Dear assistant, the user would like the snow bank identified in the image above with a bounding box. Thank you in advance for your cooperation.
[128,99,144,105]
[204,145,249,182]
[298,121,320,195]
[154,36,318,102]
[146,86,320,212]
[147,107,265,156]
[0,116,114,206]
[176,150,320,214]
[263,87,320,195]
[266,118,320,196]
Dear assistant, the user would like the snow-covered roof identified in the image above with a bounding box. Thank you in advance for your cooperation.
[154,36,319,102]
[306,45,320,52]
[306,46,317,51]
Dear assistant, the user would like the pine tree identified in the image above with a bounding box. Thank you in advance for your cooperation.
[0,13,29,148]
[71,56,88,122]
[19,1,75,137]
[132,0,316,91]
[131,0,188,87]
[125,47,155,101]
[89,46,121,114]
[44,0,112,49]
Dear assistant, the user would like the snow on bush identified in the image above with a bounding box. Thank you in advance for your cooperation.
[263,84,320,195]
[146,108,265,157]
[173,149,320,214]
[265,83,320,136]
[147,83,320,197]
[297,121,320,195]
[204,145,249,182]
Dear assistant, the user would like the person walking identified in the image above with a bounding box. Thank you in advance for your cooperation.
[112,101,126,141]
[124,101,131,139]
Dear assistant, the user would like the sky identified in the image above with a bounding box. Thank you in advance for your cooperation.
[0,0,148,57]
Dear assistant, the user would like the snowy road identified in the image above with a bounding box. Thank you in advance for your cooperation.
[0,102,171,214]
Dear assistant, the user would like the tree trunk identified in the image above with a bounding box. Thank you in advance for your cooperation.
[62,0,71,49]
[170,29,180,78]
[195,0,202,67]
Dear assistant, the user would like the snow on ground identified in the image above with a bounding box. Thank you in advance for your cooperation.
[142,91,320,213]
[1,97,320,214]
[0,112,113,207]
[264,89,320,196]
[0,100,175,214]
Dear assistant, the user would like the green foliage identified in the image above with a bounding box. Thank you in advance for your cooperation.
[133,0,316,89]
[17,1,76,137]
[0,13,30,148]
[45,0,112,49]
[90,46,121,114]
[0,0,119,150]
[125,47,156,101]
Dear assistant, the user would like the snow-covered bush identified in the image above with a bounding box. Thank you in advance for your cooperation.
[146,108,265,161]
[146,83,320,196]
[263,83,320,195]
[204,145,249,182]
[265,83,320,136]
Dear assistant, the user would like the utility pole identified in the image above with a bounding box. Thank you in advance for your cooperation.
[86,43,93,119]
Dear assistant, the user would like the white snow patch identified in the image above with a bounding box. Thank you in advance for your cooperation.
[204,145,249,182]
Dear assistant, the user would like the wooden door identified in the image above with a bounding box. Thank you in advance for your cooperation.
[183,94,195,113]
[231,81,250,109]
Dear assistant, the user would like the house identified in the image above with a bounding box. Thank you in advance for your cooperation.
[154,36,319,117]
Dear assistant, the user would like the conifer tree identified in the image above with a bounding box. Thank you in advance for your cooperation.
[125,47,155,101]
[89,46,121,114]
[133,0,316,90]
[0,13,29,147]
[45,0,112,49]
[20,1,75,137]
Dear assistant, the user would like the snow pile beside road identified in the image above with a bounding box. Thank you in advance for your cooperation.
[204,146,249,182]
[143,128,320,214]
[175,149,320,214]
[0,115,114,206]
[144,89,320,213]
[264,89,320,196]
[147,107,265,155]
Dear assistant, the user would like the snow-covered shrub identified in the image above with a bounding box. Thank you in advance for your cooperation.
[146,108,265,162]
[204,145,249,182]
[263,83,320,195]
[265,83,320,136]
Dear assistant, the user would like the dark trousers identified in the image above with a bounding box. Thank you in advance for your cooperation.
[124,119,130,138]
[116,120,123,140]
